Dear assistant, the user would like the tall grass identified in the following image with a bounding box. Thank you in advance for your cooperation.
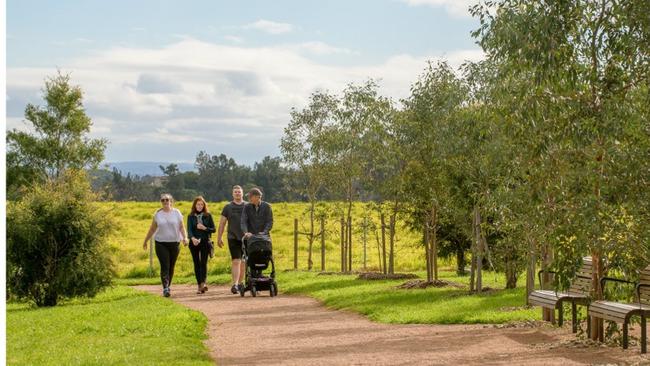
[106,201,441,279]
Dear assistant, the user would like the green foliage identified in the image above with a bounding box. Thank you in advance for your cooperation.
[7,171,114,306]
[6,286,212,366]
[7,72,106,196]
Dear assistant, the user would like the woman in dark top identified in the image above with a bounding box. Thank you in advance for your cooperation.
[187,196,216,294]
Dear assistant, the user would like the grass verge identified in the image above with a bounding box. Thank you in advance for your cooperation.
[278,270,539,324]
[6,286,213,366]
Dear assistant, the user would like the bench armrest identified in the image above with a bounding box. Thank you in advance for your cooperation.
[636,283,650,303]
[538,269,556,289]
[600,276,636,293]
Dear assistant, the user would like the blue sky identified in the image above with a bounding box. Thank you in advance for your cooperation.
[6,0,483,166]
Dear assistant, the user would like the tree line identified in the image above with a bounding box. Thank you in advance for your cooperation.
[91,153,298,202]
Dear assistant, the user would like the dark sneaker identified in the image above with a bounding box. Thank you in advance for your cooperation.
[163,288,171,297]
[231,284,238,294]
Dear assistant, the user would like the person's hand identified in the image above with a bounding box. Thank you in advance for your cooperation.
[197,223,207,230]
[217,238,224,248]
[244,232,252,239]
[143,241,148,250]
[182,238,188,246]
[192,237,200,246]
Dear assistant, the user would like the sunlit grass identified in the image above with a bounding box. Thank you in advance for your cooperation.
[6,286,212,366]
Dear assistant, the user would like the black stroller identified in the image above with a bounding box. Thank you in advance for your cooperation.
[239,234,277,297]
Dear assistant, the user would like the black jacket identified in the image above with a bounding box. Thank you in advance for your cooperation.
[187,212,216,243]
[241,201,273,235]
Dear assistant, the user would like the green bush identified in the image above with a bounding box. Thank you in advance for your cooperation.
[7,171,114,306]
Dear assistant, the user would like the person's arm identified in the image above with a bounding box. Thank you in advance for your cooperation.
[241,205,251,238]
[204,214,216,234]
[178,211,188,245]
[143,216,158,250]
[217,215,227,247]
[263,203,273,234]
[187,215,196,240]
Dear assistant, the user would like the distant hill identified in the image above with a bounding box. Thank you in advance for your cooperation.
[103,161,196,177]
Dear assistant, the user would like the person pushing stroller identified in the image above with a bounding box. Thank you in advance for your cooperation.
[240,188,277,297]
[241,188,273,241]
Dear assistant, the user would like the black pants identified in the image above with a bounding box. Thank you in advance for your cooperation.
[155,241,180,288]
[189,240,209,285]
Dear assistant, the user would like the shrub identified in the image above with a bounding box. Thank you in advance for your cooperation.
[7,171,114,306]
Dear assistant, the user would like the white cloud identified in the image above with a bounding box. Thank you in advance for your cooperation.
[6,38,483,163]
[223,35,244,44]
[243,19,293,35]
[400,0,477,18]
[291,41,356,56]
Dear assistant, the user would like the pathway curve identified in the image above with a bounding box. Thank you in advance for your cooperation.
[136,284,648,365]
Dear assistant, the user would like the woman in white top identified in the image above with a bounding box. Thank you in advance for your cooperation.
[143,193,188,297]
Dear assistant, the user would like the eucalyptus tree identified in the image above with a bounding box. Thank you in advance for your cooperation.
[281,91,338,270]
[7,72,106,196]
[472,0,650,338]
[400,61,469,283]
[316,81,396,271]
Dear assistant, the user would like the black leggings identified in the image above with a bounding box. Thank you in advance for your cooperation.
[155,241,180,288]
[189,241,209,285]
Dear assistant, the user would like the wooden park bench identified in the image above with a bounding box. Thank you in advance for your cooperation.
[587,265,650,353]
[528,257,592,333]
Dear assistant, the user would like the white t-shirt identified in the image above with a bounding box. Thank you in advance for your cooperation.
[153,208,184,242]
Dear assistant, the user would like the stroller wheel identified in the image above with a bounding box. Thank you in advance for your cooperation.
[251,286,257,297]
[239,285,245,297]
[270,283,278,297]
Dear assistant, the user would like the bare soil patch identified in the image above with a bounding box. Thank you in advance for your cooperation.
[135,284,650,365]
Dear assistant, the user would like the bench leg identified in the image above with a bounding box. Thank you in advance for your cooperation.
[623,321,628,349]
[571,302,577,333]
[587,314,591,337]
[642,314,647,354]
[557,301,564,327]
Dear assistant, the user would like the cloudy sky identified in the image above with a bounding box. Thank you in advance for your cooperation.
[6,0,483,166]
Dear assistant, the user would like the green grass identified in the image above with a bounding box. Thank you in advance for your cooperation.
[277,269,539,324]
[6,286,213,366]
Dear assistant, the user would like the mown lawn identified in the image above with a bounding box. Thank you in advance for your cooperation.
[279,270,539,324]
[6,286,213,366]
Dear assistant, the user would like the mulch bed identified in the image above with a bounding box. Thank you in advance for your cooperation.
[395,279,465,289]
[357,272,419,280]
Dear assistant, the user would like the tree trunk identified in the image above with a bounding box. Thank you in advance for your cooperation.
[430,206,438,281]
[590,252,605,341]
[388,215,395,275]
[542,243,554,322]
[308,202,315,270]
[381,214,387,275]
[505,254,517,289]
[362,217,367,270]
[424,228,432,282]
[340,217,345,272]
[294,218,298,270]
[469,255,476,292]
[526,237,536,305]
[473,206,483,292]
[348,216,352,272]
[320,216,326,272]
[456,249,466,276]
